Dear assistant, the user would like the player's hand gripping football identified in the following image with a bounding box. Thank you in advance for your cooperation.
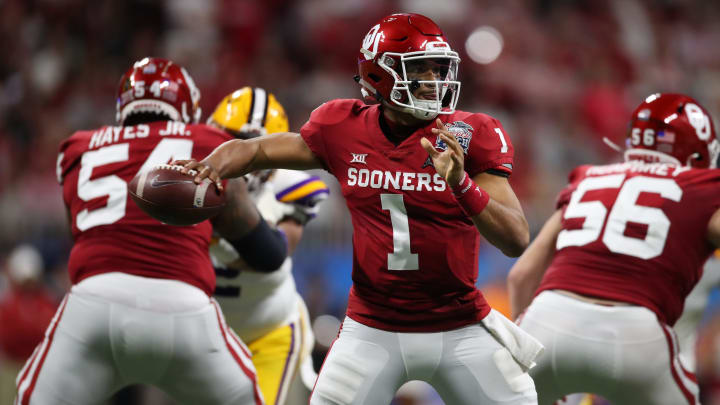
[173,158,224,192]
[421,119,465,188]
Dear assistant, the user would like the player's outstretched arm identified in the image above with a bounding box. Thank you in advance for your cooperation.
[507,210,562,320]
[422,119,529,257]
[211,178,288,272]
[210,178,260,239]
[176,132,322,191]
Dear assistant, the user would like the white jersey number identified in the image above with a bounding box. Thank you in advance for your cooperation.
[381,193,419,270]
[75,138,193,231]
[494,127,509,153]
[556,174,682,259]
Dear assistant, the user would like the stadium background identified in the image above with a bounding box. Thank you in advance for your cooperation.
[2,0,720,403]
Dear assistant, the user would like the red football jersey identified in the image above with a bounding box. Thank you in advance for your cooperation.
[57,121,233,295]
[537,162,720,325]
[300,99,514,332]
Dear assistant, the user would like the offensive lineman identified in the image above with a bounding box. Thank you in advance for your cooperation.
[178,13,542,405]
[207,87,329,405]
[508,93,720,405]
[16,57,288,405]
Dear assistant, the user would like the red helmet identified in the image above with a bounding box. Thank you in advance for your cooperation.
[116,57,201,125]
[625,93,718,168]
[356,13,461,120]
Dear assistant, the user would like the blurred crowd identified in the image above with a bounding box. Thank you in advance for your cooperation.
[3,0,720,403]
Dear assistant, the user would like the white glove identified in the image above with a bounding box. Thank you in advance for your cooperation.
[255,184,295,225]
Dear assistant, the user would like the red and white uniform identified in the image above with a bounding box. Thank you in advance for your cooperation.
[539,162,720,325]
[520,161,720,405]
[16,122,262,405]
[302,99,512,332]
[303,100,538,405]
[60,122,228,294]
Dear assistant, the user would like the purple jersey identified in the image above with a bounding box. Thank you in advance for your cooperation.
[301,99,514,332]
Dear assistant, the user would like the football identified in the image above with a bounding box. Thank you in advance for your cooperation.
[128,164,225,226]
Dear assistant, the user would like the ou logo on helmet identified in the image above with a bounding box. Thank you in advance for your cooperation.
[685,103,711,141]
[362,24,384,60]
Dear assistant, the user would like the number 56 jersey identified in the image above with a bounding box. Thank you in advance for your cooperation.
[57,121,233,295]
[300,99,514,332]
[538,162,720,325]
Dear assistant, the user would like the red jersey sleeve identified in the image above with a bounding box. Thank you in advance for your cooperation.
[57,139,69,185]
[299,100,349,171]
[299,109,329,169]
[462,115,514,177]
[57,132,86,187]
[300,99,368,173]
[555,165,591,209]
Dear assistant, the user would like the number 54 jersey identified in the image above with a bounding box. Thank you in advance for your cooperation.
[300,99,514,332]
[57,121,233,295]
[538,162,720,325]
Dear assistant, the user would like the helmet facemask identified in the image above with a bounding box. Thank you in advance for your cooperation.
[115,58,202,125]
[377,43,461,120]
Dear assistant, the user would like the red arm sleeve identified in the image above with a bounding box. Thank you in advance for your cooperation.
[464,116,514,177]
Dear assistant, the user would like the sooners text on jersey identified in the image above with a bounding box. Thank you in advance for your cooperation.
[300,99,514,332]
[538,162,720,325]
[57,121,233,295]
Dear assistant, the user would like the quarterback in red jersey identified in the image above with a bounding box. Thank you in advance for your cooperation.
[508,93,720,405]
[15,57,289,405]
[179,13,542,405]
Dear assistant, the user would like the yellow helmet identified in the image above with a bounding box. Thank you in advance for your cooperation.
[208,87,289,138]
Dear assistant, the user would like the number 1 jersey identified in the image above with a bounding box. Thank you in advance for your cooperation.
[57,121,233,295]
[538,162,720,325]
[300,99,514,332]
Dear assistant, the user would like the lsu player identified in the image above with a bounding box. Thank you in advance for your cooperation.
[207,87,329,405]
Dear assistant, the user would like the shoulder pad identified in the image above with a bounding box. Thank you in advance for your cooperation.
[568,165,592,183]
[678,167,720,184]
[308,99,368,126]
[57,129,98,185]
[447,110,496,129]
[462,111,495,126]
[188,123,234,141]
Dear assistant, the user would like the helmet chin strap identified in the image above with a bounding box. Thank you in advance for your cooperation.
[407,79,441,119]
[624,148,682,166]
[602,137,623,153]
[409,103,440,120]
[381,99,438,121]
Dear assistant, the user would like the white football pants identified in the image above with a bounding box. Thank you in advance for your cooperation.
[310,316,537,405]
[15,273,263,405]
[519,291,699,405]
